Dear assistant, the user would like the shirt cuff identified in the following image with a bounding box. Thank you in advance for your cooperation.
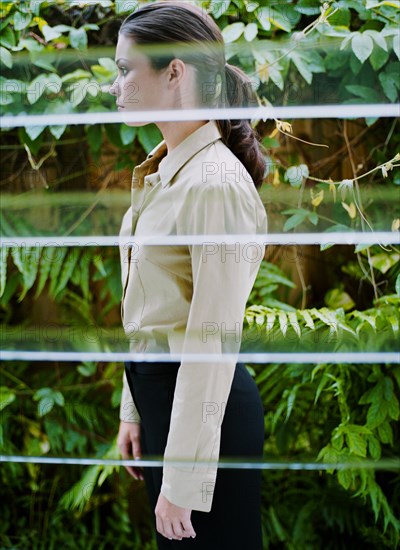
[160,464,218,513]
[119,370,141,423]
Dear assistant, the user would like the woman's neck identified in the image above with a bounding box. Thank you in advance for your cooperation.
[156,120,209,153]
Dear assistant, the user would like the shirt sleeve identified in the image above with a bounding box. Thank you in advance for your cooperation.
[120,370,141,423]
[160,180,266,512]
[119,205,141,424]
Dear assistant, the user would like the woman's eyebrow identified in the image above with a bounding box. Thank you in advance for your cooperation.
[116,57,130,64]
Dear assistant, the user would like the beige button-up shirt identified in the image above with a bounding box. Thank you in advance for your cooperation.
[118,120,267,512]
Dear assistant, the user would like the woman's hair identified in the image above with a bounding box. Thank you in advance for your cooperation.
[119,1,266,189]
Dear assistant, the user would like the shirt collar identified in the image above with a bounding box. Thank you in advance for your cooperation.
[131,120,222,189]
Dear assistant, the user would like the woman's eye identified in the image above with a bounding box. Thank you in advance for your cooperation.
[118,66,128,76]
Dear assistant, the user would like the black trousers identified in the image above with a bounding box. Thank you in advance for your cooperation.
[124,360,265,550]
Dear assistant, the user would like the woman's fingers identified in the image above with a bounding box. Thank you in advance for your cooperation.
[117,421,144,481]
[171,520,186,539]
[181,517,196,538]
[156,516,196,540]
[156,515,172,540]
[130,433,144,480]
[118,442,139,478]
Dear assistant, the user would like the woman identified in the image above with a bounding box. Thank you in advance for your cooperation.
[110,2,268,548]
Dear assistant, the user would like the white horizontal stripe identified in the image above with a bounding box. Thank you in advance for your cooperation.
[0,455,399,470]
[0,351,398,363]
[1,104,399,128]
[1,232,399,247]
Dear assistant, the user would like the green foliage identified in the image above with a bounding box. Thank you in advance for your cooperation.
[254,361,400,547]
[0,0,163,159]
[244,295,400,351]
[214,0,399,104]
[247,260,297,310]
[0,1,399,548]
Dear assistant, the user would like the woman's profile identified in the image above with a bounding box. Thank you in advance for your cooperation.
[109,2,268,548]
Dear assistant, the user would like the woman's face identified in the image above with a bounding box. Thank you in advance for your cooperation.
[109,34,170,125]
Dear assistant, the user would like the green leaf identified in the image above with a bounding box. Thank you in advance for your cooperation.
[82,24,99,31]
[53,247,81,298]
[300,310,315,330]
[0,27,15,49]
[387,395,399,420]
[268,7,293,32]
[265,310,276,332]
[14,10,32,31]
[294,0,321,15]
[0,46,12,68]
[379,70,399,102]
[345,84,380,102]
[351,33,374,63]
[369,46,389,70]
[324,288,355,311]
[70,27,87,50]
[369,483,381,522]
[19,37,43,53]
[367,400,388,429]
[11,246,41,301]
[338,468,352,490]
[86,125,103,155]
[283,213,306,231]
[244,23,258,42]
[67,79,89,107]
[369,252,399,273]
[395,273,400,296]
[285,384,298,420]
[137,124,163,154]
[49,125,66,139]
[393,32,400,60]
[290,52,312,84]
[61,69,92,83]
[345,428,367,457]
[79,249,92,300]
[288,311,301,337]
[52,25,72,33]
[377,421,393,445]
[364,29,388,51]
[314,374,331,404]
[268,506,286,542]
[32,57,56,72]
[115,0,137,14]
[383,377,394,401]
[77,362,97,377]
[25,126,46,141]
[35,247,55,298]
[48,247,68,298]
[0,247,8,298]
[27,74,47,104]
[98,57,117,73]
[284,164,309,187]
[256,8,271,31]
[378,62,400,102]
[120,125,137,146]
[278,310,287,336]
[0,386,16,411]
[364,117,379,126]
[209,0,231,18]
[222,22,245,43]
[368,435,381,460]
[42,24,62,42]
[38,398,54,416]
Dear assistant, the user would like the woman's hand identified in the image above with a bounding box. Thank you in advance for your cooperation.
[155,493,196,540]
[117,420,144,481]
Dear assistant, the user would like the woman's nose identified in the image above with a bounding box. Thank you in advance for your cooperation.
[109,80,119,97]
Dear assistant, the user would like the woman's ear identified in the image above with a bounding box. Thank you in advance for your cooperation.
[167,58,186,88]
